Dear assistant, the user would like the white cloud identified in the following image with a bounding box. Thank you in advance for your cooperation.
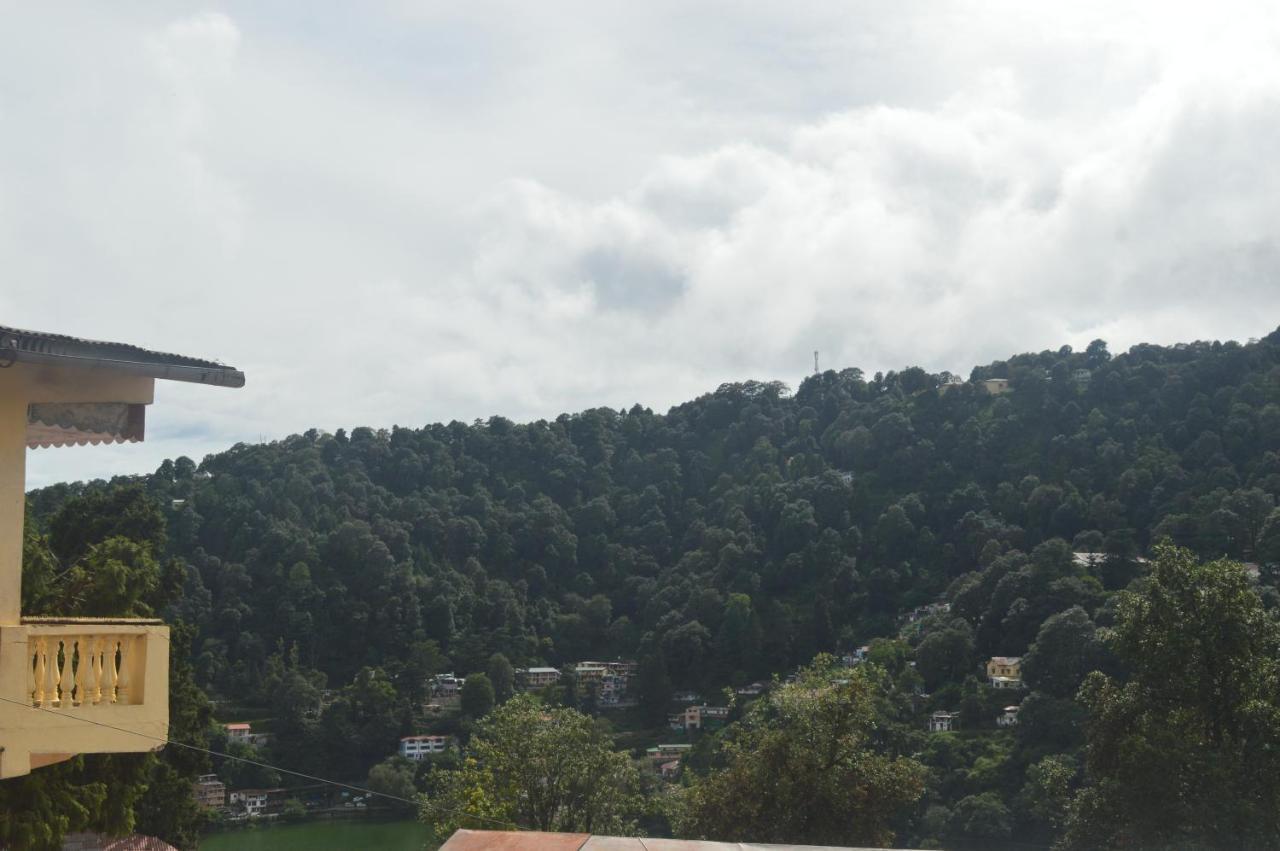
[5,2,1280,486]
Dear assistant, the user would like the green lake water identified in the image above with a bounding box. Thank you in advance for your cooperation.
[200,819,436,850]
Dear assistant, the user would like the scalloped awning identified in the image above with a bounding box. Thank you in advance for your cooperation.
[26,402,145,449]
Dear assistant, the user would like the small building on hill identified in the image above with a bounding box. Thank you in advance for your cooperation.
[400,734,452,760]
[518,667,562,690]
[982,377,1011,394]
[987,656,1022,688]
[193,774,226,810]
[928,711,958,733]
[225,723,252,745]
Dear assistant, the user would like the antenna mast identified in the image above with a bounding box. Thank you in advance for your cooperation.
[813,350,820,375]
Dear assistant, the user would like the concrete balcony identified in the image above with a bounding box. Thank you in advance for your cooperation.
[0,617,169,778]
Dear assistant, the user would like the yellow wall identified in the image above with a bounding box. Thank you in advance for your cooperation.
[0,362,165,779]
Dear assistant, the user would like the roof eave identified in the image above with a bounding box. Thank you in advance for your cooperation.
[6,347,245,388]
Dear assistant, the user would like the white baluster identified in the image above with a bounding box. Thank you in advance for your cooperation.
[73,637,87,706]
[41,638,56,707]
[29,638,41,705]
[116,636,132,704]
[106,639,120,703]
[82,636,97,705]
[91,635,105,705]
[58,638,74,708]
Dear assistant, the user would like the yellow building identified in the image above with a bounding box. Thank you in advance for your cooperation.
[987,656,1023,688]
[0,325,242,779]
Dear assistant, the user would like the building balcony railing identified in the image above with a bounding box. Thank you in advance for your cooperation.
[0,617,169,778]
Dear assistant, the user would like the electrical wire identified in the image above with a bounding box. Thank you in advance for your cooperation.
[0,694,522,831]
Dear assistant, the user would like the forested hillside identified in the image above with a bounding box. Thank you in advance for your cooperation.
[24,327,1280,848]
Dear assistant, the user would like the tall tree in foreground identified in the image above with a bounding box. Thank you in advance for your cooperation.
[674,656,925,848]
[418,694,641,835]
[1061,544,1280,849]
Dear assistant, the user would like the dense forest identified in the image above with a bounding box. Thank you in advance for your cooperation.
[18,326,1280,849]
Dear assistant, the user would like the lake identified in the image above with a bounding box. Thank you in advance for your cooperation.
[200,818,437,850]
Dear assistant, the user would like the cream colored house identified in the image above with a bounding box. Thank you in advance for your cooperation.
[0,325,242,779]
[987,656,1023,688]
[982,378,1011,395]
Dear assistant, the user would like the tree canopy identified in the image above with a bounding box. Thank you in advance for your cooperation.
[675,657,926,847]
[419,694,641,835]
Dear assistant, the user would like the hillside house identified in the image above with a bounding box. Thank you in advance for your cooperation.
[225,723,252,745]
[987,656,1023,688]
[674,704,730,731]
[575,662,607,683]
[0,325,242,779]
[432,673,461,697]
[983,378,1011,394]
[997,705,1020,727]
[518,667,562,690]
[646,744,692,762]
[193,774,226,810]
[928,711,958,732]
[400,734,452,760]
[229,788,286,818]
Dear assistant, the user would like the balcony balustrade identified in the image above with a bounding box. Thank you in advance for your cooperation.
[0,617,169,778]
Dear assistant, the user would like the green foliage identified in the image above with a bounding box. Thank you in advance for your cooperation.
[22,331,1280,849]
[418,694,641,834]
[367,755,419,808]
[5,486,210,850]
[461,673,496,718]
[280,798,308,822]
[1062,544,1280,849]
[486,654,516,704]
[674,657,925,847]
[914,617,975,690]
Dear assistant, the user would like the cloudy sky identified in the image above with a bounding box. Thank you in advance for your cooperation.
[5,2,1280,486]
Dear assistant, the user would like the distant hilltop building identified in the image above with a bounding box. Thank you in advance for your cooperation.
[937,376,1011,395]
[983,377,1011,394]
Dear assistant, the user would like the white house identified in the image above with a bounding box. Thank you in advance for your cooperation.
[997,705,1020,727]
[518,667,562,690]
[928,711,958,732]
[676,705,730,731]
[431,673,461,697]
[399,734,452,761]
[229,788,282,818]
[225,723,252,745]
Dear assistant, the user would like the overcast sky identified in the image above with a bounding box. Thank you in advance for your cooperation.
[6,2,1280,487]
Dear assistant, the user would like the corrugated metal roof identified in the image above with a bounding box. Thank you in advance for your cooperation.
[0,324,244,387]
[439,830,910,851]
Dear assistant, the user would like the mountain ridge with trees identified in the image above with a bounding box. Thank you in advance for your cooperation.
[20,326,1280,848]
